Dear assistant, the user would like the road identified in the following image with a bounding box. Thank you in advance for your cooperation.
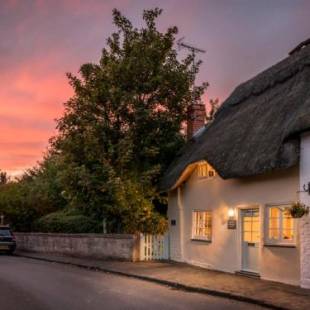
[0,255,265,310]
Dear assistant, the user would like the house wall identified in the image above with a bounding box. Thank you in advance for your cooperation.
[168,190,184,261]
[300,133,310,288]
[168,166,300,285]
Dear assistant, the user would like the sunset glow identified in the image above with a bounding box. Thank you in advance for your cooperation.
[1,0,310,176]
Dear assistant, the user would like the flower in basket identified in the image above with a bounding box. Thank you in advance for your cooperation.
[289,202,309,218]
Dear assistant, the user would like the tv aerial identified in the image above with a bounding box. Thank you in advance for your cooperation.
[177,37,206,68]
[177,37,206,92]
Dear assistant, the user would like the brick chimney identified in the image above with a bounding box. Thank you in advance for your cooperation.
[187,103,206,139]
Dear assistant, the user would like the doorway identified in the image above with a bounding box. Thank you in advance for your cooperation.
[241,208,260,274]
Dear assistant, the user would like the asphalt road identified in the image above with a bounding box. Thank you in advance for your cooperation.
[0,255,266,310]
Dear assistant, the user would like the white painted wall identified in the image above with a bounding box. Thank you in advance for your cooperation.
[300,132,310,288]
[167,188,184,262]
[168,166,300,285]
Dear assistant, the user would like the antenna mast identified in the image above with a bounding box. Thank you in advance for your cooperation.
[177,37,206,74]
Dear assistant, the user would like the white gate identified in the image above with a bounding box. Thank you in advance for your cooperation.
[140,233,169,261]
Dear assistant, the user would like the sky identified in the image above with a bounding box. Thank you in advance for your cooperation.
[1,0,310,176]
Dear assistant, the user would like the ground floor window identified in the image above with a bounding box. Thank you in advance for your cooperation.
[192,210,212,241]
[265,204,295,246]
[242,208,260,243]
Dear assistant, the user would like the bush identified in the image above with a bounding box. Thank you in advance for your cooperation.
[0,182,44,232]
[34,209,101,233]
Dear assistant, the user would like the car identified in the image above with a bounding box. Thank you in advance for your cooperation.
[0,226,16,254]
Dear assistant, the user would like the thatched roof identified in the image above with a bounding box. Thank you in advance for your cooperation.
[161,39,310,192]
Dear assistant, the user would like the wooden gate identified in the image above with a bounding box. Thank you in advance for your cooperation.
[140,233,169,261]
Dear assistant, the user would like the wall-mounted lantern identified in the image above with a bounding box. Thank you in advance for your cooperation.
[228,208,236,219]
[227,208,237,229]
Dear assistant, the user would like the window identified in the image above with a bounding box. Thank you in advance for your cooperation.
[242,209,260,243]
[265,205,296,246]
[197,162,216,178]
[192,211,212,241]
[0,229,11,237]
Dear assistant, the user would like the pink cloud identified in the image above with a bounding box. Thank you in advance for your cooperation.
[0,48,73,175]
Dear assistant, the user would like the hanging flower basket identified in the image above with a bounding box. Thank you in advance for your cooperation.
[289,202,309,218]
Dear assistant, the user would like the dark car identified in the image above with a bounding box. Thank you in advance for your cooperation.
[0,226,16,254]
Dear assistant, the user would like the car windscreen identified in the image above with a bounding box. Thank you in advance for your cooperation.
[0,229,11,237]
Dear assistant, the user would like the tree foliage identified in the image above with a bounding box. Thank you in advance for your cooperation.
[0,170,9,185]
[49,8,207,234]
[34,208,101,233]
[0,8,207,234]
[0,156,66,231]
[206,98,220,123]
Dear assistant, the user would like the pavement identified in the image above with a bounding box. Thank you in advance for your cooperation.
[15,251,310,310]
[0,255,264,310]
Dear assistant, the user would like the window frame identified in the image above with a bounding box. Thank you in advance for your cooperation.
[191,210,213,242]
[264,204,296,247]
[196,162,216,179]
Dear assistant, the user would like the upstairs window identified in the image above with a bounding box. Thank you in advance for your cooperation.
[197,162,216,178]
[265,205,296,246]
[192,210,212,241]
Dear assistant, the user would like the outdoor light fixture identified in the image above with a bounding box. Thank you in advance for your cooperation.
[227,208,237,229]
[228,208,236,219]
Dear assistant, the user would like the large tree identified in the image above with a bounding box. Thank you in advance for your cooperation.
[51,8,207,233]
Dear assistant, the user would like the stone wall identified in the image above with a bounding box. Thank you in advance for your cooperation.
[15,233,140,262]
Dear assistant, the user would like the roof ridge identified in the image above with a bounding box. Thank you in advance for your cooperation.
[289,38,310,56]
[217,44,310,111]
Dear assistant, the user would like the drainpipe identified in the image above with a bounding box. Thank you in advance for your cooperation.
[299,132,310,288]
[177,185,185,262]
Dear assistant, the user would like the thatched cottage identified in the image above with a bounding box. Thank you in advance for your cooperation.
[161,38,310,288]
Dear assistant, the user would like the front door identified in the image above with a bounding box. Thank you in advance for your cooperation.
[241,208,260,274]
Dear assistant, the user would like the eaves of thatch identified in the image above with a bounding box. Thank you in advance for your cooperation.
[160,39,310,192]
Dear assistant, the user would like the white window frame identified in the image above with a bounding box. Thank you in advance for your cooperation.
[264,204,296,246]
[192,210,212,241]
[197,162,216,179]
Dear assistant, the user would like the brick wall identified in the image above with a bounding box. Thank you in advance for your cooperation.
[187,104,206,139]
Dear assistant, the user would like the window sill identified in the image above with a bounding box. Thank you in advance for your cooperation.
[264,243,296,248]
[191,238,212,243]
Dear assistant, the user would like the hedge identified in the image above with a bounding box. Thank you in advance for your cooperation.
[34,209,101,233]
